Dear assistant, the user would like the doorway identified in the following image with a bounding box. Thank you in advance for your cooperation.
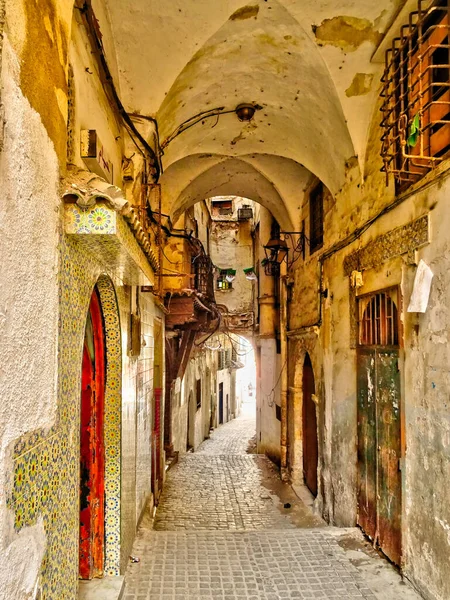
[302,353,318,497]
[187,391,196,450]
[218,383,224,424]
[357,289,402,565]
[79,287,106,580]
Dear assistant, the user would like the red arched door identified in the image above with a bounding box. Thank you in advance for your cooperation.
[302,354,318,497]
[79,288,106,579]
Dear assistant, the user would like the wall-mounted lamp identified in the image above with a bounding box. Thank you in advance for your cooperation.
[263,230,309,274]
[264,237,289,264]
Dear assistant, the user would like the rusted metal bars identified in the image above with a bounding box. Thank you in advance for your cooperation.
[381,0,450,188]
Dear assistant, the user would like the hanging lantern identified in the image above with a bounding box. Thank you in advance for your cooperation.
[243,267,257,281]
[263,236,289,264]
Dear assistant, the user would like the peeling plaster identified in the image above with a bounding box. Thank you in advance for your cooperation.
[313,16,382,51]
[21,0,69,163]
[345,72,374,97]
[229,5,259,21]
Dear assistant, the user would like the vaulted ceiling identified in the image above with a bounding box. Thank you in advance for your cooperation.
[101,0,406,224]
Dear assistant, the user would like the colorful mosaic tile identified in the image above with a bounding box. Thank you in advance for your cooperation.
[6,233,124,600]
[64,203,154,285]
[65,203,117,234]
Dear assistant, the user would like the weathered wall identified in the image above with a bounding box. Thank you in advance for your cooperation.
[0,0,68,594]
[1,4,163,599]
[287,83,450,600]
[171,349,215,453]
[209,197,255,318]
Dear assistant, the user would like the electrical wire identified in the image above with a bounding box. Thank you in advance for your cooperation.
[262,358,288,407]
[161,108,237,150]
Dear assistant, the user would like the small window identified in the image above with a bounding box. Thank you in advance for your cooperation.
[309,183,324,254]
[211,199,233,216]
[218,350,225,370]
[196,378,201,410]
[381,0,450,191]
[217,269,232,290]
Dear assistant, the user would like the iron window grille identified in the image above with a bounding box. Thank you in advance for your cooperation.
[381,0,450,191]
[357,289,400,347]
[309,182,324,254]
[193,253,215,300]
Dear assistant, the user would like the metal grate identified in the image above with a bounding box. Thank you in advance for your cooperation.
[358,289,399,347]
[381,0,450,191]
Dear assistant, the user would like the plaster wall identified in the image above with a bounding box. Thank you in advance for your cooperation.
[257,339,281,463]
[68,9,123,183]
[210,200,255,316]
[171,349,219,453]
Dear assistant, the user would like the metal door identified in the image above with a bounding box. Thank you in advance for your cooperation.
[79,289,106,579]
[302,354,318,497]
[357,290,402,565]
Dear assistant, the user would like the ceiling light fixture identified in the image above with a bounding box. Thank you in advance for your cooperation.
[235,103,257,122]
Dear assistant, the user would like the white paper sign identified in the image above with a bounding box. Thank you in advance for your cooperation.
[407,260,433,313]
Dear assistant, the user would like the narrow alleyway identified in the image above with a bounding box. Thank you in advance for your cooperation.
[124,403,421,600]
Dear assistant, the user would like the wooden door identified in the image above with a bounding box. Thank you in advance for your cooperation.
[357,290,402,565]
[302,354,318,497]
[152,388,162,497]
[79,289,106,579]
[219,383,224,425]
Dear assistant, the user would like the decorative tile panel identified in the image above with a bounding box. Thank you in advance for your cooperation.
[6,235,123,600]
[343,215,429,276]
[64,202,154,285]
[65,203,116,234]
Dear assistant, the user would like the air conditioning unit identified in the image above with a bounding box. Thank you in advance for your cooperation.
[238,205,253,221]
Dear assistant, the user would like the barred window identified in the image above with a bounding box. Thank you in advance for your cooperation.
[358,289,399,347]
[381,0,450,192]
[309,182,324,254]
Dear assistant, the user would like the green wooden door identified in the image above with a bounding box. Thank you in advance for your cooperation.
[357,348,401,565]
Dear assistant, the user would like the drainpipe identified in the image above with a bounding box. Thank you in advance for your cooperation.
[279,263,289,481]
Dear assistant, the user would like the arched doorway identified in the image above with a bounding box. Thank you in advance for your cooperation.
[357,288,402,565]
[79,286,106,579]
[302,353,318,497]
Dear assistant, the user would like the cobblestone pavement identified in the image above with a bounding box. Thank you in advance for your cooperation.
[154,455,307,531]
[124,403,422,600]
[196,403,256,455]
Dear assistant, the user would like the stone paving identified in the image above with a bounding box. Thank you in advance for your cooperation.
[124,401,422,600]
[154,455,299,531]
[196,406,256,455]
